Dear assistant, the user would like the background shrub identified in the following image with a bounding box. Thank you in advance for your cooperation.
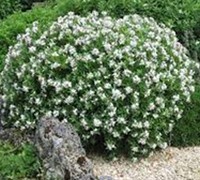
[1,12,197,159]
[0,0,21,20]
[20,0,55,11]
[0,0,52,20]
[171,84,200,146]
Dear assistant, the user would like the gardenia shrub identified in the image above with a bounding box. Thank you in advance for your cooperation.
[1,11,198,159]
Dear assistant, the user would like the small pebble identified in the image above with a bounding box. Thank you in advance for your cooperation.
[99,175,113,180]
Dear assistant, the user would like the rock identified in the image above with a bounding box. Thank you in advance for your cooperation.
[0,128,15,141]
[35,116,96,180]
[0,127,34,145]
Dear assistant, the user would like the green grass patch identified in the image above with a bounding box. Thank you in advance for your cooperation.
[0,141,41,179]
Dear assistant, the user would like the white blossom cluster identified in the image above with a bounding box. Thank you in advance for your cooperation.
[1,11,198,158]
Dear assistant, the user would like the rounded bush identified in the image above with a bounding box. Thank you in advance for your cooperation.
[1,12,198,158]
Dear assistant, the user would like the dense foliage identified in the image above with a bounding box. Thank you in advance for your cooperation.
[1,12,198,159]
[0,142,40,179]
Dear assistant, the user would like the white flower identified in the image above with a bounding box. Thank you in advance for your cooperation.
[20,126,26,131]
[143,130,149,138]
[93,118,102,127]
[63,81,72,88]
[136,122,143,128]
[50,62,60,69]
[153,114,159,119]
[108,111,116,117]
[92,48,100,56]
[113,131,120,138]
[132,146,139,152]
[104,83,112,89]
[117,117,126,124]
[32,21,38,33]
[123,127,131,134]
[161,83,167,90]
[35,98,41,105]
[130,40,137,47]
[52,52,59,57]
[64,96,74,104]
[106,143,116,150]
[143,121,150,128]
[139,138,147,145]
[100,93,107,100]
[73,108,78,115]
[189,86,195,92]
[114,79,122,86]
[155,97,164,105]
[132,75,141,84]
[125,86,133,94]
[159,142,168,149]
[168,123,174,132]
[20,114,26,120]
[148,102,155,111]
[29,46,36,53]
[103,42,112,52]
[150,143,157,149]
[45,111,52,117]
[14,120,20,127]
[177,113,182,119]
[112,89,121,100]
[53,110,59,117]
[131,103,139,110]
[173,95,180,102]
[132,157,138,162]
[68,46,76,55]
[123,69,132,76]
[22,86,29,92]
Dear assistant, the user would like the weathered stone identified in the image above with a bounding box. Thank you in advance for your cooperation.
[0,128,16,141]
[35,116,96,180]
[0,127,34,145]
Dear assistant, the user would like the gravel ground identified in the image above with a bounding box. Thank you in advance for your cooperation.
[89,147,200,180]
